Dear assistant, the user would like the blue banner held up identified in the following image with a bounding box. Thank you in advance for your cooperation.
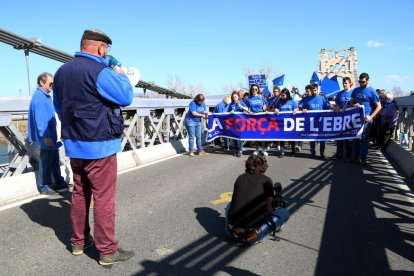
[207,108,364,142]
[248,74,267,88]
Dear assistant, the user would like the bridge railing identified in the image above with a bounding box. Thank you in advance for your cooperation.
[0,97,219,178]
[394,96,414,153]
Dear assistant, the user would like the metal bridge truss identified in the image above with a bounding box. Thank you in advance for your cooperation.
[0,98,217,178]
[395,96,414,152]
[0,114,39,178]
[0,28,191,99]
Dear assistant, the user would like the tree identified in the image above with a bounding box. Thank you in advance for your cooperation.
[166,74,205,97]
[243,64,280,88]
[391,86,405,98]
[166,75,186,94]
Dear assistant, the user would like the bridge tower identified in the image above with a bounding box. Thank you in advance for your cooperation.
[317,47,358,85]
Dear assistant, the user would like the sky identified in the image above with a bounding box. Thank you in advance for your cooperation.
[1,0,413,98]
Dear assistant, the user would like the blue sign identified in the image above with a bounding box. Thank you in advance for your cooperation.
[207,108,364,142]
[248,74,267,88]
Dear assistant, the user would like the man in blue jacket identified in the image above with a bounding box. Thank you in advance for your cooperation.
[28,72,67,195]
[53,29,134,266]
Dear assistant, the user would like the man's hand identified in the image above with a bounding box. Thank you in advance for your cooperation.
[107,55,122,70]
[44,137,53,147]
[274,108,280,116]
[365,115,372,122]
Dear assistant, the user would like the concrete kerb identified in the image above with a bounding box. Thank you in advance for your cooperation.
[0,139,190,207]
[384,140,414,182]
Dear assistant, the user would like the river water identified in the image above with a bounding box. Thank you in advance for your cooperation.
[0,143,9,164]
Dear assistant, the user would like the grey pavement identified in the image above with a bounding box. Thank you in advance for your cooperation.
[0,142,413,275]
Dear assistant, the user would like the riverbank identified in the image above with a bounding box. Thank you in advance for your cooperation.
[0,120,28,144]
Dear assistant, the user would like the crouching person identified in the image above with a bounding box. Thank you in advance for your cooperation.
[225,155,289,244]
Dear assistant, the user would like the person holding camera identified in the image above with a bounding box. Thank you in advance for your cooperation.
[225,155,289,244]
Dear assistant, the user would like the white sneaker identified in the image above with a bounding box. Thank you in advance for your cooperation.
[262,150,269,156]
[277,146,281,151]
[253,150,260,156]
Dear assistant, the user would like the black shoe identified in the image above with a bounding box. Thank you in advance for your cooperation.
[99,248,135,266]
[361,158,367,166]
[320,154,326,160]
[310,154,316,159]
[291,152,295,157]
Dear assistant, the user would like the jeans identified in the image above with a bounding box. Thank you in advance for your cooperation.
[186,120,203,152]
[224,203,290,244]
[353,120,372,159]
[233,139,243,151]
[280,141,295,155]
[70,155,118,258]
[336,140,352,159]
[310,141,325,156]
[37,148,65,192]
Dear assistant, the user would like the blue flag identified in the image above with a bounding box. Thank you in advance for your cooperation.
[310,71,321,85]
[272,74,285,86]
[321,75,340,98]
[262,86,271,96]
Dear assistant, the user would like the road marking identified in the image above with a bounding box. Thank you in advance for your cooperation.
[0,153,184,212]
[211,192,232,205]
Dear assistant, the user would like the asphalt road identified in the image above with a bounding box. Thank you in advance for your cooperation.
[0,143,413,275]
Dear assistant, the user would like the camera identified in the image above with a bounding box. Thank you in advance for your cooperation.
[272,182,286,209]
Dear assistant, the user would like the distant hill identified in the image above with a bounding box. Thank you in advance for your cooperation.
[206,94,228,100]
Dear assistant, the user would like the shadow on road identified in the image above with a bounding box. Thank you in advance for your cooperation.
[314,151,414,275]
[19,192,100,262]
[134,146,414,275]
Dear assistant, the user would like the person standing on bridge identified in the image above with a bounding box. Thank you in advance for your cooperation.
[28,72,68,195]
[185,94,209,157]
[246,84,268,156]
[274,88,298,158]
[302,83,337,159]
[53,29,134,266]
[229,91,249,157]
[213,95,232,150]
[335,77,353,160]
[349,73,382,165]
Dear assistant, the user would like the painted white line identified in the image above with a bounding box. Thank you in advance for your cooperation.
[0,195,48,212]
[380,152,414,203]
[117,153,184,175]
[0,153,186,212]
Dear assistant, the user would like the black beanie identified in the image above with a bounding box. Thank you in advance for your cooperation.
[81,29,112,45]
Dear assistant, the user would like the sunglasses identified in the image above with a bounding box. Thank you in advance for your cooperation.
[358,80,367,84]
